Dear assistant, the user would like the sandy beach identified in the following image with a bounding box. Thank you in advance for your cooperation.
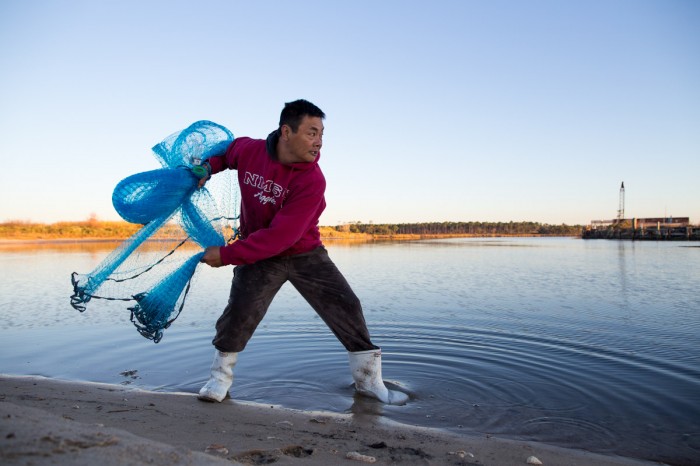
[0,375,662,466]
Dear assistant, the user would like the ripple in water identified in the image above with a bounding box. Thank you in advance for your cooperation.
[519,416,619,450]
[2,238,699,465]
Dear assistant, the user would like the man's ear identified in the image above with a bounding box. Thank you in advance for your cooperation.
[280,124,291,140]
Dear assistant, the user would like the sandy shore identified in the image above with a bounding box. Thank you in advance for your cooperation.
[1,375,661,466]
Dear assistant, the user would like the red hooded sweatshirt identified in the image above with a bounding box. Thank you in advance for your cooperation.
[206,130,326,266]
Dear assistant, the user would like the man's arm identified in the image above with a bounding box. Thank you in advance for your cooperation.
[197,139,241,189]
[218,175,326,266]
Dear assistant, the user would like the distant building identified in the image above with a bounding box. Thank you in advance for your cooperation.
[583,216,696,240]
[587,217,689,230]
[633,217,689,228]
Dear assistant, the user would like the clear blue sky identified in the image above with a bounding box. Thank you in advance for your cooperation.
[1,0,698,226]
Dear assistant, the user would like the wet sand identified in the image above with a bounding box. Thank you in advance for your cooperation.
[0,375,662,466]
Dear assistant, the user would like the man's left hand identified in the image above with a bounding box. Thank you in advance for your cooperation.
[200,246,223,267]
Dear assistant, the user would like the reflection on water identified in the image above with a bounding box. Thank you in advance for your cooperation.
[1,237,699,465]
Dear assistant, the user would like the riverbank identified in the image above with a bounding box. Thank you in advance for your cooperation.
[0,220,582,242]
[1,375,659,466]
[0,233,573,247]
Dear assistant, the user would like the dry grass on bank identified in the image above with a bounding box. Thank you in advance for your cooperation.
[0,220,572,242]
[0,221,373,241]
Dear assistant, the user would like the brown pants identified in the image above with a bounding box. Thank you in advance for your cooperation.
[212,247,378,353]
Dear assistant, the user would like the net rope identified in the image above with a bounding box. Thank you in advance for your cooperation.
[70,120,239,343]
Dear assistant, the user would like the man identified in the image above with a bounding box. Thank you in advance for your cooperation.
[196,99,407,405]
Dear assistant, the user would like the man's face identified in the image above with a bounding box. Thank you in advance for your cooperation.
[283,116,324,163]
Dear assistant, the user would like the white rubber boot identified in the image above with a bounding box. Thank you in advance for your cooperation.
[197,350,238,402]
[348,349,408,405]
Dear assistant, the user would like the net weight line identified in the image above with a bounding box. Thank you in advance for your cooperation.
[70,217,239,342]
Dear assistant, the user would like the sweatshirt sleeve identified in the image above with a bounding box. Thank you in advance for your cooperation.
[205,139,239,174]
[219,173,325,265]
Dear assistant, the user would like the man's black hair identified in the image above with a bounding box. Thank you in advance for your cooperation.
[279,99,325,132]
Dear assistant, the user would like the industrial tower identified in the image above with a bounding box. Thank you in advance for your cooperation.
[616,182,625,226]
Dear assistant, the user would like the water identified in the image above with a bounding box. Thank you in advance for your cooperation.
[1,237,699,465]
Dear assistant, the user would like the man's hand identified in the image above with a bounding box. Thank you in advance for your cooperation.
[197,174,210,189]
[200,246,223,267]
[194,162,212,189]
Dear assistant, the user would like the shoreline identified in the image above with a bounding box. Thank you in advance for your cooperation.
[1,375,660,466]
[0,234,578,246]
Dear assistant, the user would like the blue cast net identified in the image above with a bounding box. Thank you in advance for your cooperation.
[70,120,239,343]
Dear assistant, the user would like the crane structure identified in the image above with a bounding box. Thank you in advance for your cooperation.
[616,181,625,227]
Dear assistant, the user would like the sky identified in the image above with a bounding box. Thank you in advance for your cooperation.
[1,0,698,226]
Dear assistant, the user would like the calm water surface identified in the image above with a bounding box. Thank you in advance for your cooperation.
[1,237,699,465]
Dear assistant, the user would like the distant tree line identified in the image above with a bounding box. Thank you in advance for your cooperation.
[336,221,582,236]
[0,219,583,240]
[0,220,142,239]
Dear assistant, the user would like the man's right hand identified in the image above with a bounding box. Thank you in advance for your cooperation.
[197,174,210,189]
[194,161,212,188]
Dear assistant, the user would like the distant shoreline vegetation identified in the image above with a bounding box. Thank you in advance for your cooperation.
[0,219,583,241]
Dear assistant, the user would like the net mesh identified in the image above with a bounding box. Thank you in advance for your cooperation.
[71,121,239,343]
